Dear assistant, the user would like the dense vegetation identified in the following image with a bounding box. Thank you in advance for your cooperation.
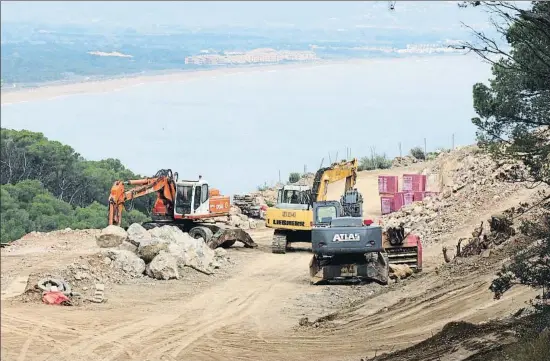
[0,129,150,244]
[464,1,549,306]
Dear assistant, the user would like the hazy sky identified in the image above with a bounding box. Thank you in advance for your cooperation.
[1,1,496,32]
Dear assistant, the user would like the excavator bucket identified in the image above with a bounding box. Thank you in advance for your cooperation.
[383,228,422,271]
[206,224,258,250]
[309,253,389,285]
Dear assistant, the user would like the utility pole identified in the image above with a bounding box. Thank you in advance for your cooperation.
[452,133,455,150]
[398,142,402,158]
[278,170,281,183]
[424,138,427,157]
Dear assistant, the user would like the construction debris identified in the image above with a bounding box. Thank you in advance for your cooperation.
[91,283,105,303]
[232,194,267,218]
[457,212,517,258]
[382,146,526,244]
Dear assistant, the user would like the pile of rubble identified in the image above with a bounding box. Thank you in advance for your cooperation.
[226,208,266,230]
[232,194,267,219]
[391,155,423,168]
[382,146,527,243]
[88,224,228,281]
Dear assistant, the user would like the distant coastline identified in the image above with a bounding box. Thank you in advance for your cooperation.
[0,53,460,106]
[0,60,328,106]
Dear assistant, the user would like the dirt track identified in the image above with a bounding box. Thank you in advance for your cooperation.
[0,164,540,361]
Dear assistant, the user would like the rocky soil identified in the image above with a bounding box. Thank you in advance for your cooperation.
[381,146,538,246]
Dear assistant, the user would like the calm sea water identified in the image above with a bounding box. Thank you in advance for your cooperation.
[1,55,491,195]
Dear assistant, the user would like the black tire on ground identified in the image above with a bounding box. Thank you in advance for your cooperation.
[141,222,157,230]
[189,226,214,243]
[221,240,236,248]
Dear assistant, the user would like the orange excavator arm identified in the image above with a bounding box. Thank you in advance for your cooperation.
[108,169,177,226]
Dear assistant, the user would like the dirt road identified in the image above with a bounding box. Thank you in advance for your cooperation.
[1,160,541,361]
[1,228,535,361]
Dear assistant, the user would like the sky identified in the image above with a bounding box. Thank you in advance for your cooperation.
[0,0,505,194]
[1,1,497,32]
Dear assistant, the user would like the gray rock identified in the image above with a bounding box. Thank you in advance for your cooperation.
[138,237,170,263]
[139,225,219,274]
[214,247,227,260]
[96,225,128,248]
[180,237,217,274]
[127,223,152,246]
[118,241,138,253]
[148,225,189,243]
[228,215,242,227]
[255,220,266,229]
[166,241,189,268]
[146,251,180,280]
[105,249,145,277]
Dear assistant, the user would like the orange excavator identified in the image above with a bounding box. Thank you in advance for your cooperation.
[108,169,257,249]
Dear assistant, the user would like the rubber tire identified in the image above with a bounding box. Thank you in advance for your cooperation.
[220,240,236,248]
[141,222,158,231]
[189,226,214,243]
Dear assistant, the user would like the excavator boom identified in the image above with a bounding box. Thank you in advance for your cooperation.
[108,170,176,226]
[310,158,358,203]
[107,169,257,250]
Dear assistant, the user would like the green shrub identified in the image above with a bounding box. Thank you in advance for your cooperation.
[358,154,392,171]
[288,172,301,183]
[410,147,426,160]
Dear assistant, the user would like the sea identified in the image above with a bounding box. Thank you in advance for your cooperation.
[1,54,492,195]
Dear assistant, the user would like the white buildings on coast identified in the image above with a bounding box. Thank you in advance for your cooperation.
[184,48,318,66]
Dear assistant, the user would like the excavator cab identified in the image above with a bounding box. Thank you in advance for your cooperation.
[151,176,230,221]
[174,180,210,216]
[276,184,311,210]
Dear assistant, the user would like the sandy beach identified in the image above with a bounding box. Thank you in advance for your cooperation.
[0,59,358,106]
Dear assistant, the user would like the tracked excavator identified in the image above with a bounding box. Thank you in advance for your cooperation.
[108,169,257,249]
[309,191,422,285]
[266,158,360,254]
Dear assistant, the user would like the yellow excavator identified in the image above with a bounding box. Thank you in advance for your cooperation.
[266,158,359,253]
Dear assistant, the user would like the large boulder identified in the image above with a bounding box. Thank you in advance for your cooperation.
[104,249,145,277]
[148,225,187,243]
[146,251,179,280]
[96,225,128,248]
[228,215,242,227]
[389,264,413,280]
[127,223,152,246]
[138,237,170,263]
[118,241,138,254]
